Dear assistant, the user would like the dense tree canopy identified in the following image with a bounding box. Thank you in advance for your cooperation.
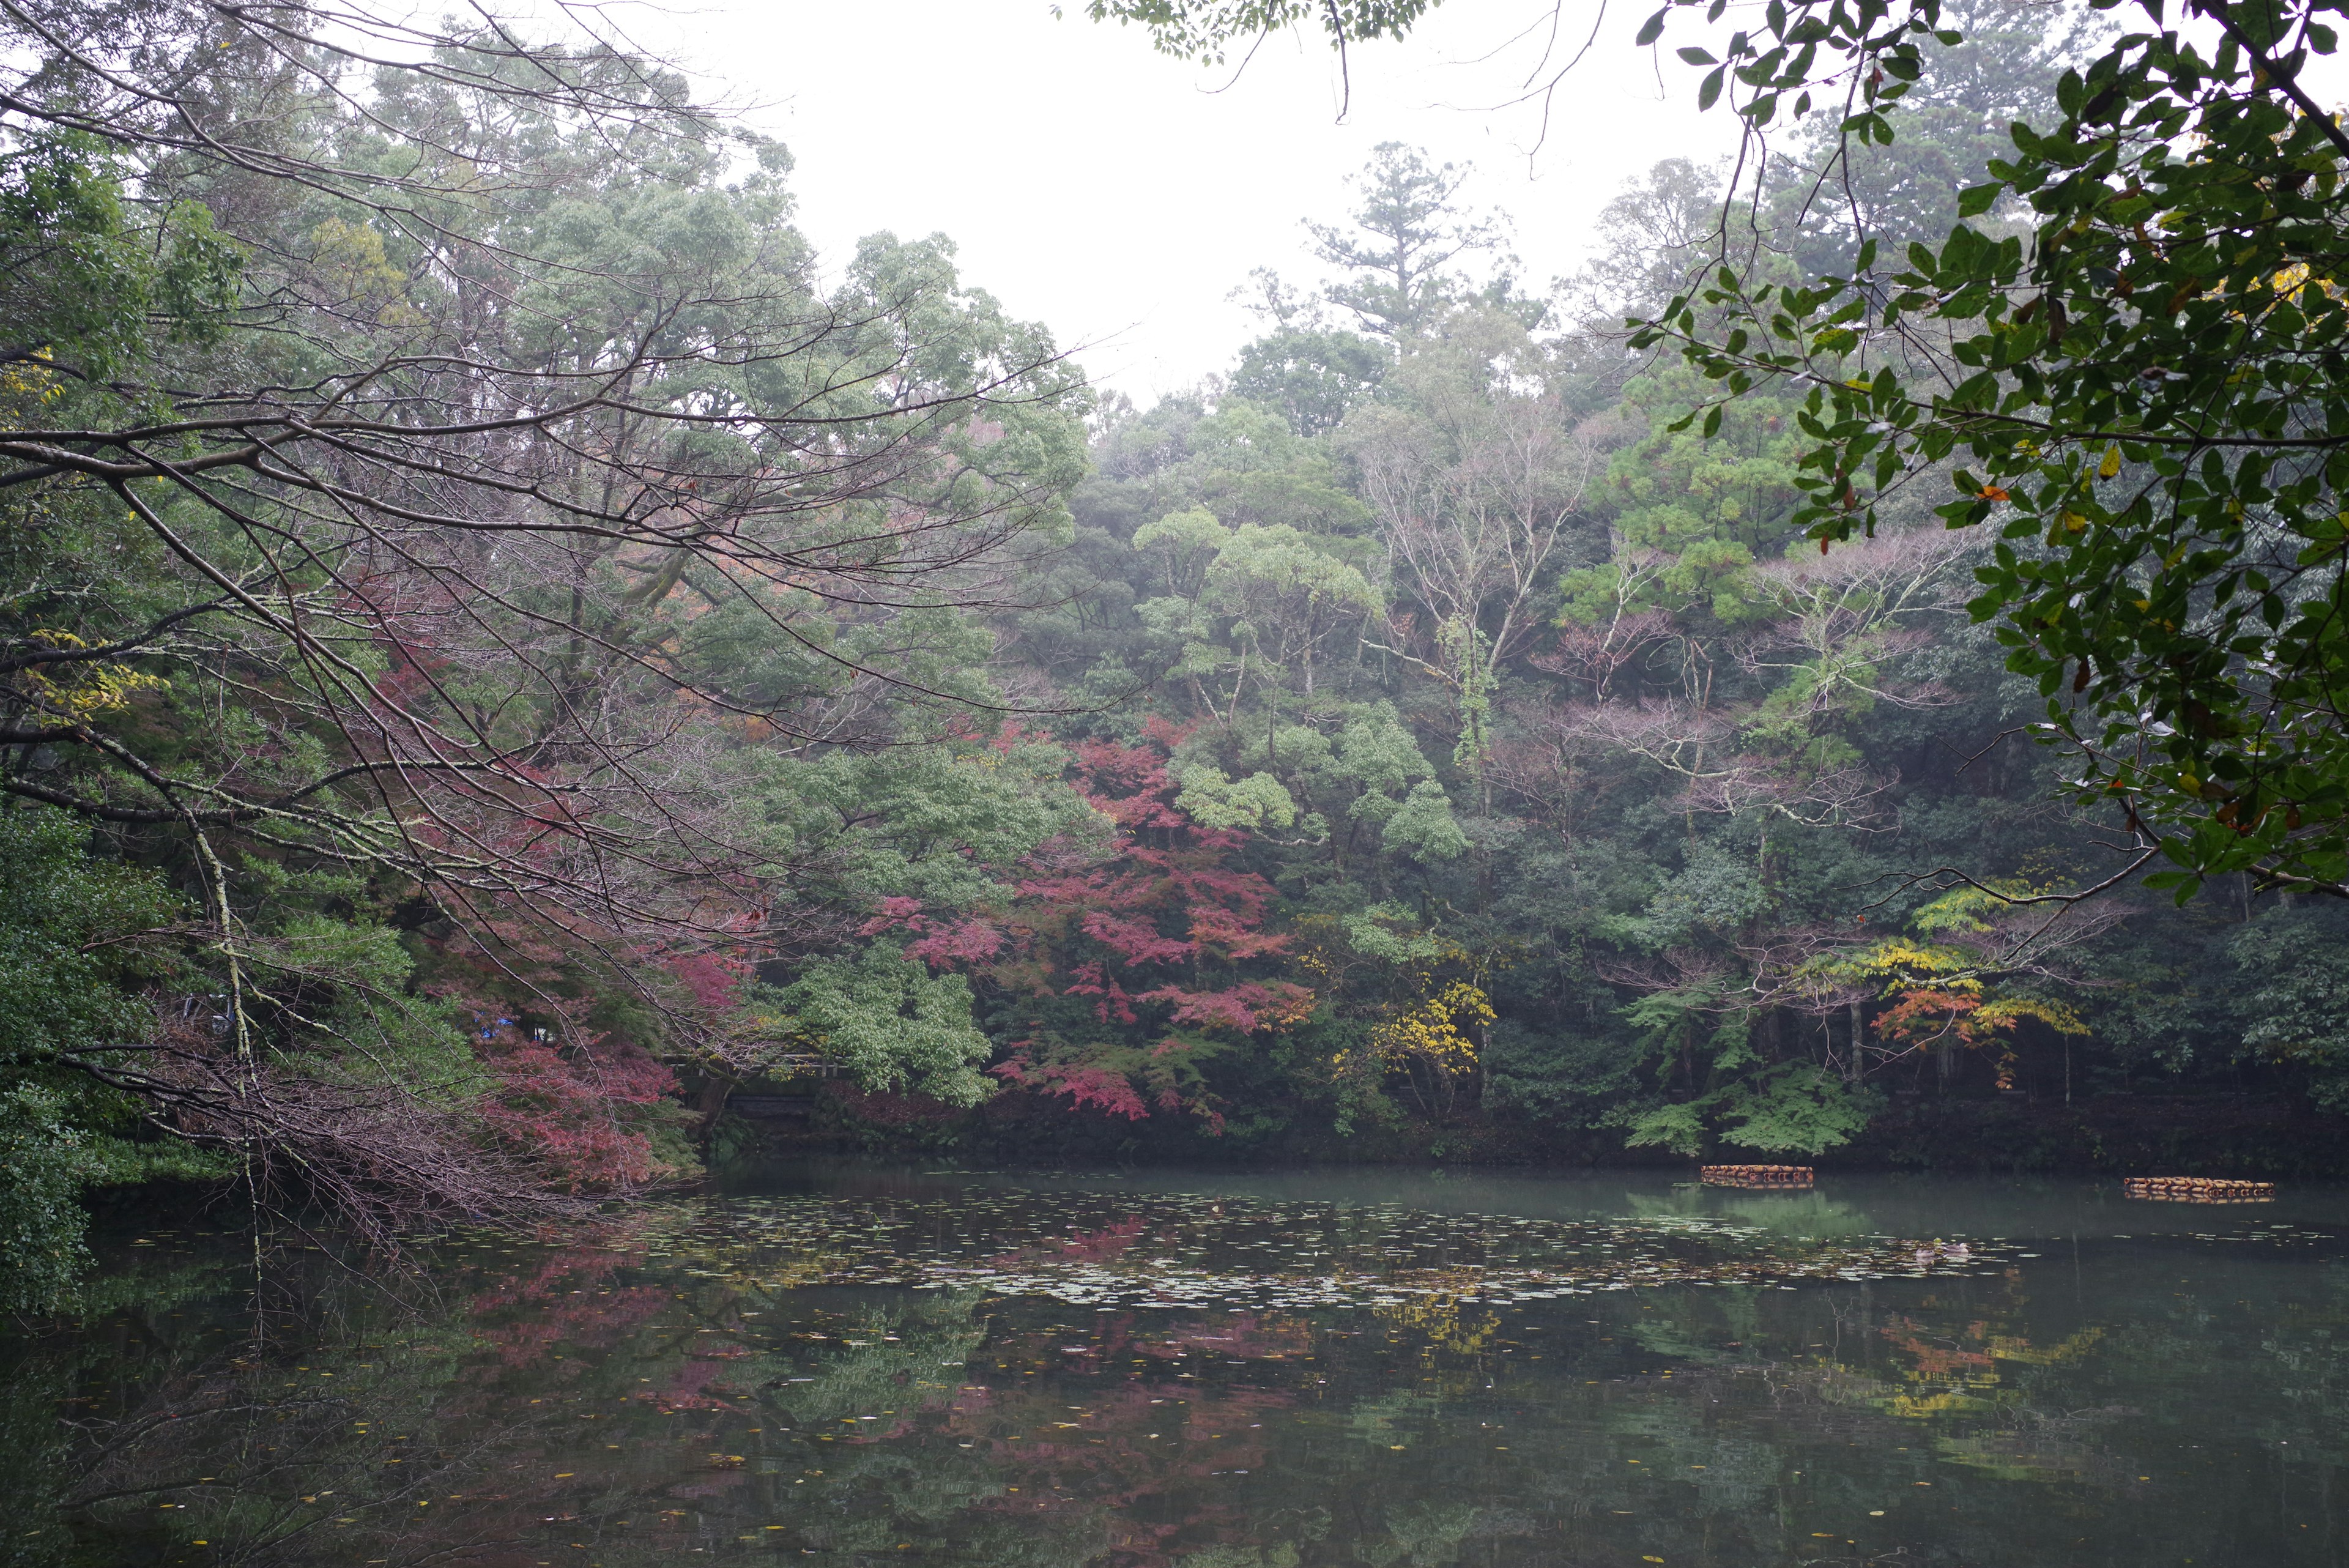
[1092,0,2349,907]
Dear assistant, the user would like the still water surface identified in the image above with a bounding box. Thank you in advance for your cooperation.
[9,1165,2345,1567]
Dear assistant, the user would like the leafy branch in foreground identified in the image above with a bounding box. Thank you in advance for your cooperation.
[1628,0,2349,902]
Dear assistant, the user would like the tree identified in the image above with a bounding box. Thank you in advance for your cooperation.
[1230,327,1392,437]
[1630,0,2349,907]
[1306,143,1515,337]
[1134,504,1382,723]
[1349,311,1607,806]
[1092,0,2349,920]
[875,724,1313,1128]
[0,2,1089,1265]
[2230,902,2349,1111]
[1756,0,2108,273]
[1557,157,1734,332]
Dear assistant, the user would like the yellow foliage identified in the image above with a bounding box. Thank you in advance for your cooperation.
[1974,997,2088,1038]
[307,218,421,327]
[0,349,64,426]
[1811,935,1976,987]
[15,630,165,718]
[1372,1289,1498,1358]
[1366,981,1493,1077]
[1986,1325,2104,1366]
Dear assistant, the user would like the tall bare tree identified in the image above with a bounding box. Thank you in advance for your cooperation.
[1348,311,1608,806]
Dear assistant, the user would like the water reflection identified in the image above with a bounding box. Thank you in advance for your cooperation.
[6,1170,2345,1567]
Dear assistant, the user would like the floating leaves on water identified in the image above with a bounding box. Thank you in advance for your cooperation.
[613,1191,2023,1312]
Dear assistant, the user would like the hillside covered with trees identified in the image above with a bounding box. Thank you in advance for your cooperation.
[7,0,2349,1312]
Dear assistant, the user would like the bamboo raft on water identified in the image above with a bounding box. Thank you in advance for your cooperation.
[2122,1175,2276,1202]
[1700,1164,1815,1189]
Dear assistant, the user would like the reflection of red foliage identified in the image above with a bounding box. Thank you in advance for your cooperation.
[1137,1312,1316,1362]
[1879,1314,1996,1380]
[463,1247,672,1375]
[938,1319,1302,1565]
[643,1358,748,1412]
[985,1215,1148,1269]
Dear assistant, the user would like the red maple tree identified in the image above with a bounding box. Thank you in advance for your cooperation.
[871,721,1310,1128]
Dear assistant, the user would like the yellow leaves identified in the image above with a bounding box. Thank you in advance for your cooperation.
[1976,485,2011,502]
[15,629,164,718]
[2063,511,2088,532]
[2098,445,2123,479]
[1885,1389,1994,1419]
[0,348,64,423]
[1875,938,1961,972]
[1804,934,1974,988]
[1984,1325,2104,1366]
[1368,981,1493,1077]
[1975,997,2088,1037]
[1373,1291,1497,1358]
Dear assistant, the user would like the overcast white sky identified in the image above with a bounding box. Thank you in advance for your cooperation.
[629,2,1742,401]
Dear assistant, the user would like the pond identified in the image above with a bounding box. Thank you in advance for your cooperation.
[10,1164,2345,1567]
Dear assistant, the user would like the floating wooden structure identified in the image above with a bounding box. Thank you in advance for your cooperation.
[1701,1164,1815,1188]
[2123,1175,2276,1203]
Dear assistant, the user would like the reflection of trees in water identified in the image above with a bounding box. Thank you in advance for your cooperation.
[20,1243,682,1567]
[1625,1186,1877,1239]
[7,1231,2348,1567]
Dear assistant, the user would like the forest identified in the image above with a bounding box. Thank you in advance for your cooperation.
[9,0,2349,1315]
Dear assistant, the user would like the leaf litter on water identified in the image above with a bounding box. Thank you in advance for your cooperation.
[610,1191,2024,1311]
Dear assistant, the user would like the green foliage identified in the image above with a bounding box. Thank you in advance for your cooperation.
[0,17,1091,1249]
[1378,779,1470,861]
[2231,906,2349,1113]
[12,0,2349,1236]
[0,808,188,1310]
[1617,1063,1874,1158]
[0,810,174,1068]
[768,948,995,1107]
[1231,327,1390,435]
[1083,1,1439,64]
[751,735,1103,914]
[0,133,241,380]
[1482,1021,1641,1121]
[1176,765,1301,830]
[1631,0,2349,904]
[0,1083,96,1313]
[1715,1064,1877,1155]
